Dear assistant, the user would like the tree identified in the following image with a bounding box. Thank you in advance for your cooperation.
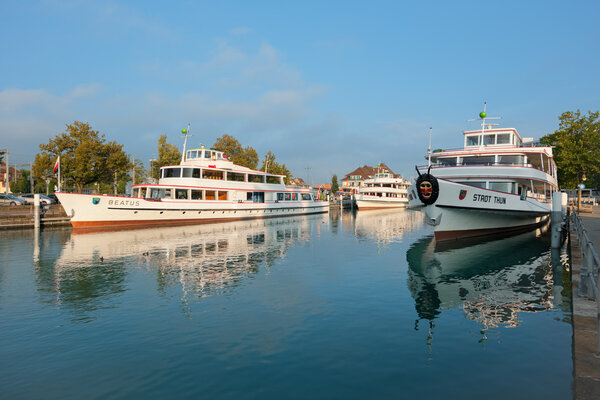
[131,158,149,184]
[151,134,181,180]
[213,134,259,169]
[259,151,291,184]
[33,121,131,193]
[331,174,339,193]
[10,169,30,194]
[540,110,600,189]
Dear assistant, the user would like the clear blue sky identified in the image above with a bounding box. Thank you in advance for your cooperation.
[1,0,599,183]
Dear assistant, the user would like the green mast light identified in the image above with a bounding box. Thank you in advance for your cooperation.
[479,111,487,119]
[182,128,188,134]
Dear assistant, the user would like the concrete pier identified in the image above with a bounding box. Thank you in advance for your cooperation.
[0,204,70,230]
[571,205,600,399]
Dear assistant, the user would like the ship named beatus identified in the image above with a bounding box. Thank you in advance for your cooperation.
[57,127,329,229]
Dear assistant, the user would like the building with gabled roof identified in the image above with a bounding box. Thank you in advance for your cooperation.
[341,163,396,193]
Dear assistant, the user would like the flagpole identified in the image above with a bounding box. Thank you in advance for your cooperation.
[57,155,61,192]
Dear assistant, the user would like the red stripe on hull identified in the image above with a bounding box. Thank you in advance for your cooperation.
[70,211,327,233]
[434,219,548,242]
[357,206,406,210]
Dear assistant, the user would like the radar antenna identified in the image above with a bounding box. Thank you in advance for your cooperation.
[467,102,501,135]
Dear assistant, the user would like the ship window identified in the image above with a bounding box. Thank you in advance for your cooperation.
[203,170,223,180]
[253,192,265,203]
[218,191,228,200]
[497,134,511,144]
[164,189,172,198]
[249,174,263,183]
[489,182,512,193]
[291,193,298,201]
[302,193,311,200]
[205,190,216,200]
[462,156,495,165]
[285,193,291,200]
[164,168,181,178]
[439,157,457,166]
[187,150,197,159]
[227,172,245,182]
[247,192,253,201]
[204,151,212,159]
[484,134,496,145]
[176,189,188,199]
[466,135,480,146]
[465,181,486,189]
[191,190,203,200]
[192,168,201,178]
[498,155,523,165]
[182,168,193,178]
[278,193,284,201]
[266,176,280,184]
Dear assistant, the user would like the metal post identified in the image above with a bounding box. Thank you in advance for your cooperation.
[33,194,40,229]
[5,150,8,194]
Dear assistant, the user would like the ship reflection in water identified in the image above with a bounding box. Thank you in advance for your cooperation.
[36,215,326,319]
[406,225,570,342]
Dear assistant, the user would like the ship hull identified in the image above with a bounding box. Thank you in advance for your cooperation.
[421,179,551,241]
[57,193,329,230]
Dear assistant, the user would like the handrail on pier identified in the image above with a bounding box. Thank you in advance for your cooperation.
[571,209,600,352]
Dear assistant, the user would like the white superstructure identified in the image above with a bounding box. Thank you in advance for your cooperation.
[57,145,328,229]
[409,110,558,241]
[355,170,411,209]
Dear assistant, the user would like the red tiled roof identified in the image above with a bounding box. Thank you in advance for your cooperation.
[341,163,396,181]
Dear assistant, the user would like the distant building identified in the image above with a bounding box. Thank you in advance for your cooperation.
[341,163,396,193]
[315,183,332,194]
[0,164,21,193]
[288,177,308,187]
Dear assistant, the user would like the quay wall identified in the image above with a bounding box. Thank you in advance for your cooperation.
[0,204,70,230]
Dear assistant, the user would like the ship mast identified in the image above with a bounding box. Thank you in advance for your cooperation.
[427,127,432,167]
[181,123,191,163]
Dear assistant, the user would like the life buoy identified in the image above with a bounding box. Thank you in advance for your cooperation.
[415,166,439,205]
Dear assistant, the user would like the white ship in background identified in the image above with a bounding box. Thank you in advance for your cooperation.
[409,105,558,241]
[57,128,328,229]
[355,166,411,210]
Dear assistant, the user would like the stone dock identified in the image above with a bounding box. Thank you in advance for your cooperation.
[571,205,600,399]
[0,204,70,230]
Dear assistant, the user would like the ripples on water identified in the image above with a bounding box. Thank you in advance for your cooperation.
[0,209,572,399]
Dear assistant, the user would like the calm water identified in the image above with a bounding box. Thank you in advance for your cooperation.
[0,209,572,399]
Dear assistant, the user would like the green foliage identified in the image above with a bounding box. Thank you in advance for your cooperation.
[213,134,259,169]
[331,174,339,193]
[132,158,149,184]
[33,121,132,193]
[151,134,181,180]
[10,169,31,194]
[260,151,291,184]
[540,110,600,189]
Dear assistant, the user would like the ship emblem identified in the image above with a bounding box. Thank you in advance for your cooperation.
[419,181,433,198]
[92,197,100,205]
[459,190,467,200]
[414,166,439,205]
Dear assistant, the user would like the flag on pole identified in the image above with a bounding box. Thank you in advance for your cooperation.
[53,156,60,173]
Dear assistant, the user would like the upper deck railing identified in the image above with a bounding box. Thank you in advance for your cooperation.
[429,140,545,154]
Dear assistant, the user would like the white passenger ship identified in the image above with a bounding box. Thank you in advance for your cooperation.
[409,110,558,241]
[355,169,411,209]
[57,145,328,229]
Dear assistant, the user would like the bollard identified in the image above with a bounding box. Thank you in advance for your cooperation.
[33,194,40,229]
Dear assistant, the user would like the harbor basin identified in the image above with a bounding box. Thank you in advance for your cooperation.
[0,209,572,399]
